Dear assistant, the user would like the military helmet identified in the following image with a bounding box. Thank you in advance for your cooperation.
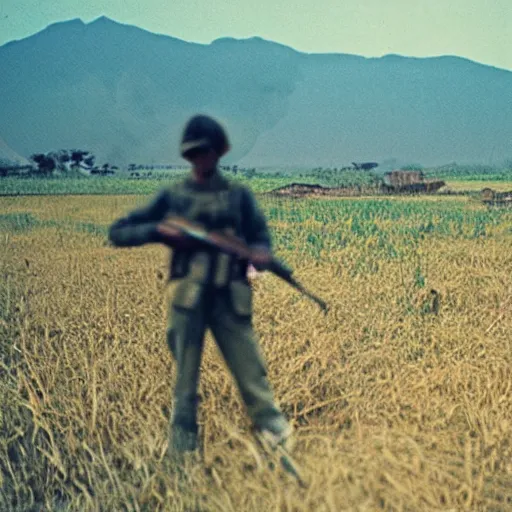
[180,115,230,158]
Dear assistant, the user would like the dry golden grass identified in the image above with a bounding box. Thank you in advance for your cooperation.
[1,195,512,511]
[444,181,512,192]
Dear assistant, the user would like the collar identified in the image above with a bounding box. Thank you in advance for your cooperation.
[184,170,230,192]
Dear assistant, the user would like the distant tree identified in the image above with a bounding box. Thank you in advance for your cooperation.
[83,155,95,168]
[0,161,33,177]
[30,153,56,175]
[128,163,136,172]
[56,150,71,166]
[0,159,10,177]
[46,150,72,172]
[71,150,89,168]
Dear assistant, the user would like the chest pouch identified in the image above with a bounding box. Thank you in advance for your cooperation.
[172,279,204,312]
[188,251,212,283]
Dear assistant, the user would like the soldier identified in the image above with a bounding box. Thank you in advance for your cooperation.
[109,114,292,457]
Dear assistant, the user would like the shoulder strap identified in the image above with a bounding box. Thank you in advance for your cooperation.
[228,183,249,239]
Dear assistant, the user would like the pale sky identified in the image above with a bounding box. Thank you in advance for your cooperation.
[1,0,511,70]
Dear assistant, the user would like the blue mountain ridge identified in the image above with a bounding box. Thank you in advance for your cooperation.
[0,16,510,166]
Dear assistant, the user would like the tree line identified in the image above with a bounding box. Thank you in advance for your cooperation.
[0,149,120,177]
[29,150,117,175]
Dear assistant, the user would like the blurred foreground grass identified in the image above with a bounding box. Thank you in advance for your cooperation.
[1,194,511,511]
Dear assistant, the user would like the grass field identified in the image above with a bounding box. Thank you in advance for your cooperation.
[0,176,300,196]
[1,191,512,511]
[1,173,511,197]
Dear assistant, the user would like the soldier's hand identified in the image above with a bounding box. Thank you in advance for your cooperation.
[247,264,262,281]
[250,248,272,271]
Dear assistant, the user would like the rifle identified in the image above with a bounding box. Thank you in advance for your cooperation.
[158,216,329,314]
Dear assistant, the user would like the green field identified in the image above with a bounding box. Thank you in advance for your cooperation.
[1,174,511,197]
[0,176,303,195]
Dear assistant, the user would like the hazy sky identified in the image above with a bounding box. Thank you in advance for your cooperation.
[1,0,511,70]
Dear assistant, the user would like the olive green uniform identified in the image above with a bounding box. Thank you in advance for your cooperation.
[109,172,287,451]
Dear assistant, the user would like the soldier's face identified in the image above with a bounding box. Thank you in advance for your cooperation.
[188,148,219,177]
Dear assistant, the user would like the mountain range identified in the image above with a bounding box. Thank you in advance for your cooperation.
[0,136,30,166]
[0,17,511,167]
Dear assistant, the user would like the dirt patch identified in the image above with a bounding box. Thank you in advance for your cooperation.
[269,181,447,198]
[269,183,370,197]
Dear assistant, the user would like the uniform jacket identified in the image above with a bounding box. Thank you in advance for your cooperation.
[108,171,271,309]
